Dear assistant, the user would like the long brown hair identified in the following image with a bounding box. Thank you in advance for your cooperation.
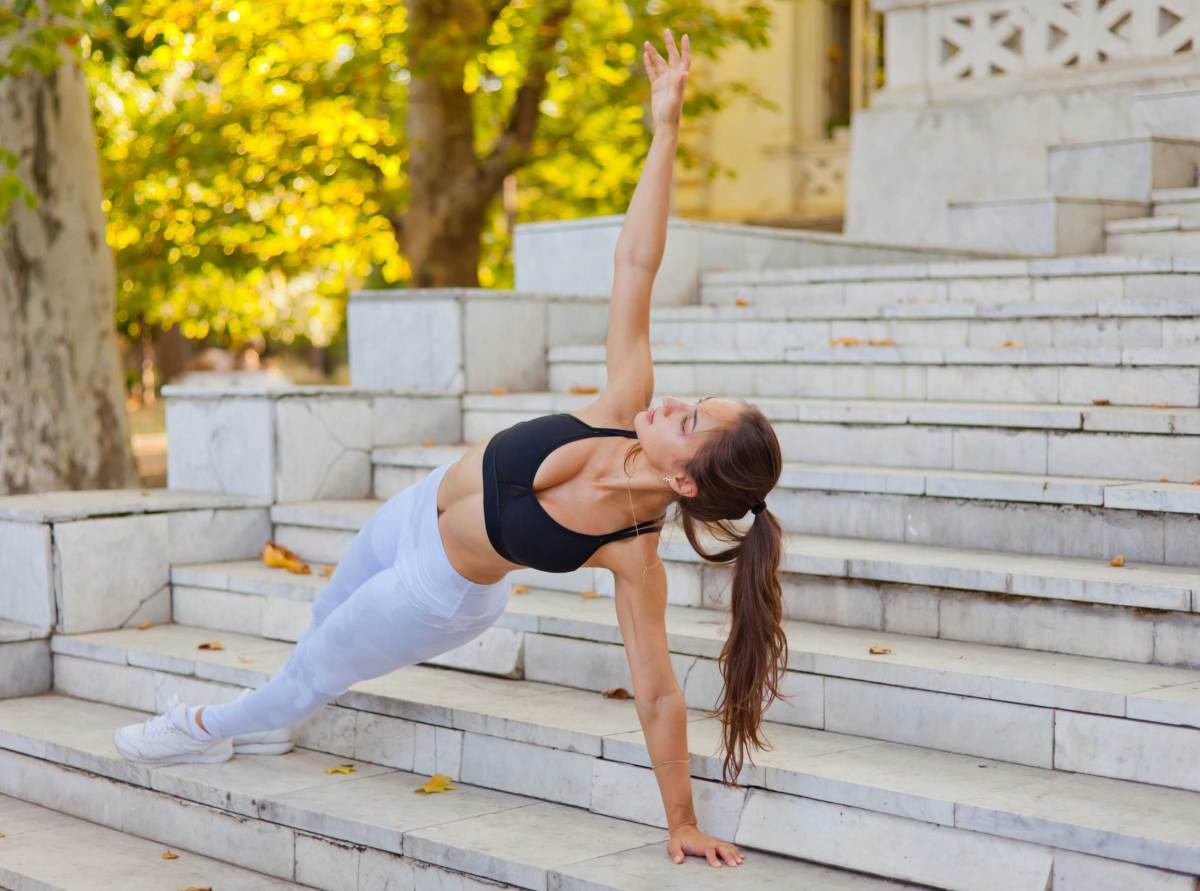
[624,398,785,786]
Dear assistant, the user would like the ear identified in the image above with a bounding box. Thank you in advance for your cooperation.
[676,474,698,499]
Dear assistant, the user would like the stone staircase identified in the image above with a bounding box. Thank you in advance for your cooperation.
[4,252,1200,887]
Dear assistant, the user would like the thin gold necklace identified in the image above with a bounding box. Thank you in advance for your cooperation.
[623,466,665,581]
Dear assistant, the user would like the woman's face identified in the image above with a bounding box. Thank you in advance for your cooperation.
[635,395,742,496]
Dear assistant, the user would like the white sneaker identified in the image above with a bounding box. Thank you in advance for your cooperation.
[231,688,295,755]
[113,696,233,766]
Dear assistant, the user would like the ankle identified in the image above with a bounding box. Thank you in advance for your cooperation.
[194,706,209,735]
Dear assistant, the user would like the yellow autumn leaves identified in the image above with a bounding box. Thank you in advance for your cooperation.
[260,541,334,577]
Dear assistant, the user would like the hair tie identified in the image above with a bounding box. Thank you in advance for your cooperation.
[750,500,766,515]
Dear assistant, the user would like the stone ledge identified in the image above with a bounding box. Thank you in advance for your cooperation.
[0,487,271,524]
[161,383,458,400]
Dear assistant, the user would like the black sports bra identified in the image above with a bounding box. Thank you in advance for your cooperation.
[481,413,667,573]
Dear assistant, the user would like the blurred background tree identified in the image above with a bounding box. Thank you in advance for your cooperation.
[0,0,138,494]
[84,0,772,358]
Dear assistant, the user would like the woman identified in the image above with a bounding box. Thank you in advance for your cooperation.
[115,28,783,869]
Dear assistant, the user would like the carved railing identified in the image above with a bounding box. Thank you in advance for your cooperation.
[875,0,1200,99]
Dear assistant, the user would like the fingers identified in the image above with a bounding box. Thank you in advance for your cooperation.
[643,40,666,78]
[664,27,679,67]
[705,847,721,868]
[719,843,744,866]
[667,838,685,864]
[680,33,691,71]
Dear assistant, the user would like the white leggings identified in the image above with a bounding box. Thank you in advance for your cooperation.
[199,461,512,740]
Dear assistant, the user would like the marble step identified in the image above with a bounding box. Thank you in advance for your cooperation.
[0,620,51,699]
[0,792,312,890]
[1107,223,1200,256]
[371,451,1200,571]
[1152,187,1200,225]
[546,343,1200,407]
[646,301,1200,352]
[29,638,1200,888]
[699,256,1200,307]
[1105,216,1183,235]
[263,497,1200,612]
[0,693,922,891]
[157,566,1200,785]
[1046,136,1200,202]
[459,392,1200,483]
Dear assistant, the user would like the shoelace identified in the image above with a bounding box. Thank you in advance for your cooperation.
[145,694,186,739]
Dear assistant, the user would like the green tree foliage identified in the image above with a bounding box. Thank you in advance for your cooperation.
[77,1,773,348]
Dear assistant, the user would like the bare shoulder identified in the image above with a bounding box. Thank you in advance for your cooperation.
[570,389,650,433]
[588,523,664,585]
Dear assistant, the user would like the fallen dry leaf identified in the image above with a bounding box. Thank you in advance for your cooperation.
[260,540,311,575]
[998,340,1023,348]
[236,656,256,664]
[0,831,5,838]
[491,386,509,395]
[869,646,892,655]
[1109,554,1126,567]
[1160,478,1170,483]
[829,336,862,347]
[1152,402,1170,409]
[420,439,435,446]
[317,564,335,578]
[137,621,153,631]
[324,763,357,775]
[580,590,599,599]
[602,687,632,699]
[415,773,458,794]
[161,850,179,860]
[1091,399,1110,406]
[183,887,212,891]
[197,641,225,651]
[868,338,896,347]
[570,385,599,394]
[512,584,529,594]
[734,298,750,307]
[1192,480,1200,486]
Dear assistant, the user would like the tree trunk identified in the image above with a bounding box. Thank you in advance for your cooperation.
[0,45,138,494]
[401,0,572,287]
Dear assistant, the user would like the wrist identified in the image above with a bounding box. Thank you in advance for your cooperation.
[668,820,697,835]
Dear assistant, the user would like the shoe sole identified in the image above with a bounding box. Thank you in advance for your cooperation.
[113,732,233,766]
[232,741,295,755]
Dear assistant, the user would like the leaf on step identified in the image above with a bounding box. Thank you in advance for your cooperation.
[868,338,896,347]
[237,656,256,664]
[260,540,311,575]
[0,831,5,838]
[997,340,1023,348]
[183,886,212,891]
[829,336,861,347]
[1192,480,1200,486]
[734,298,750,307]
[869,646,892,655]
[1160,478,1170,483]
[420,439,435,446]
[602,687,632,699]
[1091,399,1110,406]
[579,589,598,599]
[161,850,179,860]
[1109,554,1126,567]
[197,641,225,651]
[570,385,599,394]
[491,386,509,395]
[512,584,529,594]
[1152,402,1170,408]
[415,773,458,794]
[137,621,153,630]
[317,563,335,578]
[324,763,357,775]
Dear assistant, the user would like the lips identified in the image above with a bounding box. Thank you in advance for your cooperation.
[648,407,656,423]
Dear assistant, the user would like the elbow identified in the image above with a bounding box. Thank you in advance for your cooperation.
[614,249,662,272]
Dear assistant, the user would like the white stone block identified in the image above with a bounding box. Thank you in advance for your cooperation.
[349,295,464,391]
[425,626,523,677]
[275,396,373,502]
[52,654,156,711]
[464,296,548,392]
[53,514,170,634]
[460,731,594,807]
[736,788,1053,891]
[0,639,51,697]
[166,396,275,497]
[167,507,271,563]
[1055,711,1200,791]
[1052,848,1197,891]
[0,520,54,627]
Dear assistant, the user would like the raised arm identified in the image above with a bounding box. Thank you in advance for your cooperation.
[600,29,690,417]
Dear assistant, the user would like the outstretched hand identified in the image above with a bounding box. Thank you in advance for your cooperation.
[643,28,690,127]
[667,823,744,868]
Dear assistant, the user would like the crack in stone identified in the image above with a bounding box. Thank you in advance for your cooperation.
[116,581,168,629]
